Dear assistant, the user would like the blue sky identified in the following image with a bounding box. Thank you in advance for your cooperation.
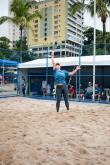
[0,0,110,37]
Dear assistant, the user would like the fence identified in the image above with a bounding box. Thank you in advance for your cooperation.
[0,44,110,102]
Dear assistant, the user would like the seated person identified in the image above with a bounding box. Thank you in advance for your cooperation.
[80,84,85,99]
[69,85,75,98]
[84,82,93,99]
[94,84,100,100]
[77,84,85,100]
[98,86,107,101]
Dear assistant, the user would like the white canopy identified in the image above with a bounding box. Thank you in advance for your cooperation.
[18,55,110,69]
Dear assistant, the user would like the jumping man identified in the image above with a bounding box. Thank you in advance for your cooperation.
[51,51,80,112]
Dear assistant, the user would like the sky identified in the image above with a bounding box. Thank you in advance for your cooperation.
[0,0,9,37]
[0,0,110,38]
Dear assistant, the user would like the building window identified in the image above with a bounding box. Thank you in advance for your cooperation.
[34,25,38,28]
[39,48,42,51]
[54,0,59,3]
[35,20,38,23]
[54,26,58,30]
[54,31,58,35]
[54,15,58,19]
[34,30,38,33]
[54,20,58,24]
[44,38,47,41]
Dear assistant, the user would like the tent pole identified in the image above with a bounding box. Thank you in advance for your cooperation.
[93,0,96,101]
[46,46,49,97]
[2,61,4,87]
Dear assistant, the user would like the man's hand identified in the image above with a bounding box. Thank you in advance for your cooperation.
[69,66,81,76]
[76,66,81,71]
[51,51,54,58]
[51,51,55,69]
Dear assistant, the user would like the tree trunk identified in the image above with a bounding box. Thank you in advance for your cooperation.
[102,21,106,55]
[20,26,23,63]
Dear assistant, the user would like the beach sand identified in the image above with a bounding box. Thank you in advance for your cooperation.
[0,97,110,165]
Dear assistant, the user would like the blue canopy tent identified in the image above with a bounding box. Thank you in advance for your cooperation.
[0,59,18,86]
[0,59,18,67]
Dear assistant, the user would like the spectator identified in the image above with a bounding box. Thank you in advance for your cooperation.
[94,84,100,100]
[79,84,85,100]
[21,77,26,96]
[42,80,46,96]
[47,83,51,96]
[69,85,75,98]
[98,85,107,101]
[84,82,93,99]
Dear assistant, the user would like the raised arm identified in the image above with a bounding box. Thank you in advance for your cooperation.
[51,51,56,70]
[69,66,81,76]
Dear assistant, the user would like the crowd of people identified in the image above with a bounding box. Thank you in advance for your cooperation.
[21,77,110,102]
[67,82,110,102]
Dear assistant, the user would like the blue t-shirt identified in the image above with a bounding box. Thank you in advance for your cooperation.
[54,69,69,85]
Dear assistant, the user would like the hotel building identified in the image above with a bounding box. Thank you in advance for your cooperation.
[28,0,84,58]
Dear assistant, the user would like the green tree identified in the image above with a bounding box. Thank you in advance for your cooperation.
[13,37,31,62]
[0,37,12,59]
[0,37,11,49]
[0,0,42,62]
[13,37,28,51]
[84,27,102,45]
[83,27,110,55]
[70,0,110,54]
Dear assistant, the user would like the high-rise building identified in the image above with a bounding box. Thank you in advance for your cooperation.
[28,0,84,57]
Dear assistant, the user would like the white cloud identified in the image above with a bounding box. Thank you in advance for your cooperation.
[84,11,110,32]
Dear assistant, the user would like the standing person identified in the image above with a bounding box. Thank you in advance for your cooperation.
[21,77,26,96]
[51,51,80,112]
[42,80,46,96]
[47,83,51,96]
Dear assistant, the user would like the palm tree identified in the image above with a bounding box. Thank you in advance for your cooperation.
[0,0,42,62]
[70,0,110,55]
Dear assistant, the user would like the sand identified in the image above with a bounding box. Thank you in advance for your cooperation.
[0,97,110,165]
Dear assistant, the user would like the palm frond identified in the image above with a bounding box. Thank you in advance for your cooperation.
[0,16,13,24]
[10,0,27,17]
[69,2,85,16]
[86,3,94,17]
[25,0,33,9]
[27,12,42,21]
